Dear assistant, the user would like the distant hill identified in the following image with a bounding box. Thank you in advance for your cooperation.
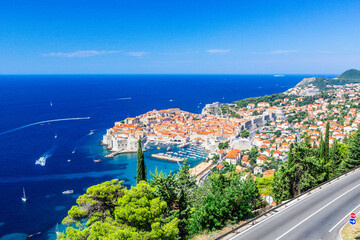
[286,69,360,93]
[337,69,360,81]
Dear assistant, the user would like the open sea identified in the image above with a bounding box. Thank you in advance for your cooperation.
[0,74,335,240]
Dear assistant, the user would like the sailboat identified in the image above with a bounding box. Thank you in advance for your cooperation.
[55,223,60,235]
[22,187,27,202]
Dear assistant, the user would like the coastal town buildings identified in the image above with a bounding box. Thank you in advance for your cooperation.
[102,79,360,180]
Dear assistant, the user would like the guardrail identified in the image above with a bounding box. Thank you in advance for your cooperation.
[214,165,360,240]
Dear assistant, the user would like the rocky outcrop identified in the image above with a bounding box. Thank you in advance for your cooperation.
[202,102,221,116]
[294,77,317,88]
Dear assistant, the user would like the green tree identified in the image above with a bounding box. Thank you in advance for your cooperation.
[240,130,250,138]
[257,175,274,196]
[274,130,282,137]
[150,160,195,239]
[345,125,360,169]
[189,171,261,233]
[58,181,179,240]
[249,147,259,166]
[324,122,330,163]
[272,143,326,203]
[218,141,229,149]
[137,139,146,183]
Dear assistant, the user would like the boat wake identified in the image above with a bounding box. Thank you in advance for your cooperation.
[99,97,132,101]
[0,117,91,136]
[35,145,57,167]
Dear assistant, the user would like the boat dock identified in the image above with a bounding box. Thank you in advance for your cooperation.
[105,149,146,158]
[151,153,185,162]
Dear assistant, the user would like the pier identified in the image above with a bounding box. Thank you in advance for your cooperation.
[151,153,185,162]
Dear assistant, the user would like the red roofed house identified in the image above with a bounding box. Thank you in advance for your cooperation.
[225,149,242,165]
[256,155,268,166]
[264,169,275,177]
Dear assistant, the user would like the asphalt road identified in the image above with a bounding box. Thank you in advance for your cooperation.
[231,170,360,240]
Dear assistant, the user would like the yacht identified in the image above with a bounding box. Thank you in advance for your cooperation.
[62,190,74,194]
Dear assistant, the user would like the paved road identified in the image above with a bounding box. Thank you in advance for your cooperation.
[231,170,360,240]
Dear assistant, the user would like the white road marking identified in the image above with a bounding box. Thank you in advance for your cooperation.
[228,171,358,240]
[328,202,360,232]
[276,183,360,240]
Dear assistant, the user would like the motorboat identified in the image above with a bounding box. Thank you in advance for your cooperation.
[62,190,74,194]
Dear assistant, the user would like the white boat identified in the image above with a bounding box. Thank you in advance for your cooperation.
[55,223,60,235]
[62,190,74,194]
[35,156,46,166]
[22,187,27,202]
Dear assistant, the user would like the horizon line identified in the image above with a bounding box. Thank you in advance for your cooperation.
[0,73,339,76]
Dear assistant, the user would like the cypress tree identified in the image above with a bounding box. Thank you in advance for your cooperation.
[324,122,330,163]
[330,140,342,176]
[319,137,325,160]
[346,125,360,169]
[136,139,146,183]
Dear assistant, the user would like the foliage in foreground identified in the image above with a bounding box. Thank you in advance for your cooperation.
[58,180,179,240]
[189,170,262,232]
[272,124,360,204]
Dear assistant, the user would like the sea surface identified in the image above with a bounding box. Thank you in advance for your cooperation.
[0,74,335,239]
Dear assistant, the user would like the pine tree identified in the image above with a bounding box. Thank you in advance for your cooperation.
[136,139,146,183]
[345,125,360,169]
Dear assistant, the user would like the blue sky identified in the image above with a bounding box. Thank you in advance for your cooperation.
[0,0,359,74]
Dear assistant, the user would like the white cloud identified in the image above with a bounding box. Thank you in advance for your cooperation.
[126,52,147,57]
[206,49,231,54]
[43,50,122,58]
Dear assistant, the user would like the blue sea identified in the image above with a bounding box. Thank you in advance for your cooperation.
[0,74,335,239]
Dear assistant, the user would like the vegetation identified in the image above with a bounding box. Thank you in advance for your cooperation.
[58,180,179,240]
[233,93,297,109]
[218,141,229,149]
[272,125,360,204]
[150,160,195,239]
[137,139,146,183]
[240,130,250,138]
[338,69,360,81]
[189,171,262,232]
[60,159,264,239]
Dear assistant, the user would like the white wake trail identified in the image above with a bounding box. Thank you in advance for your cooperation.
[0,117,91,136]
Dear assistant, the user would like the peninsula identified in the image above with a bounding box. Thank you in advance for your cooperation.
[102,69,360,182]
